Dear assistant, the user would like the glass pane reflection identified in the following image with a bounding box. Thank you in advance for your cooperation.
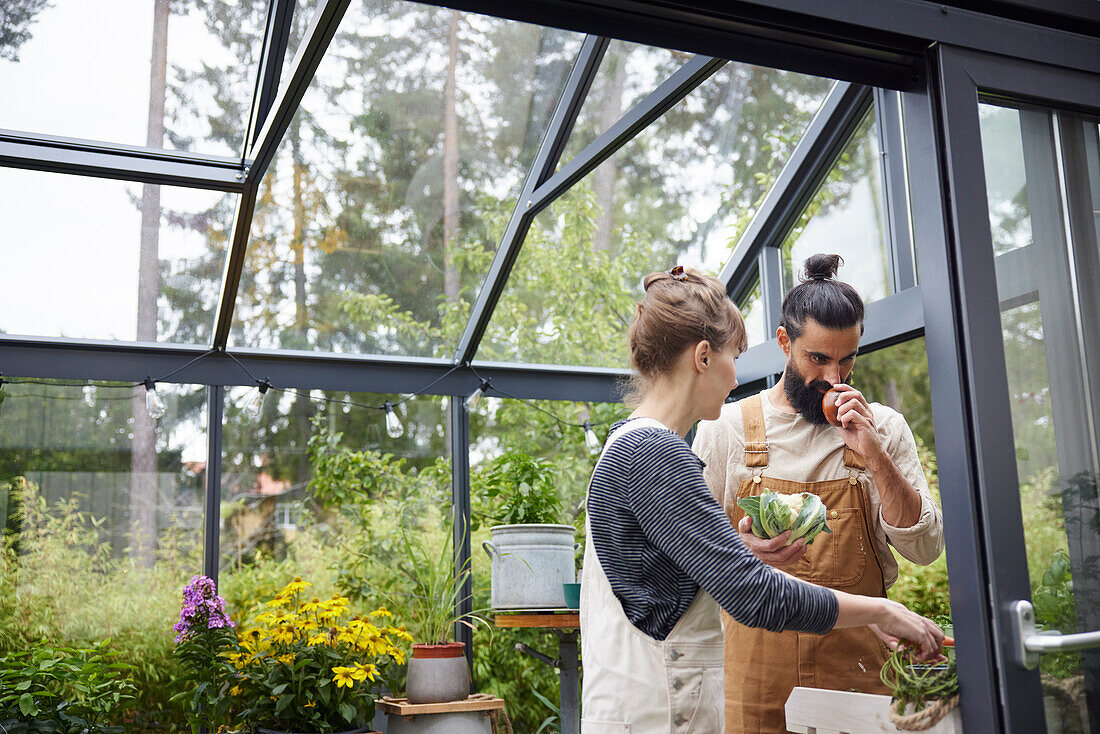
[231,1,584,357]
[480,64,832,367]
[979,102,1100,733]
[781,110,892,304]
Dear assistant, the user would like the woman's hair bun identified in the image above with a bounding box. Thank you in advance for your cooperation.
[800,253,843,283]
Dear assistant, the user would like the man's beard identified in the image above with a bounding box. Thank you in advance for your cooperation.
[782,360,837,425]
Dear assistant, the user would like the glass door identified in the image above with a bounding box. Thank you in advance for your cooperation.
[912,45,1100,733]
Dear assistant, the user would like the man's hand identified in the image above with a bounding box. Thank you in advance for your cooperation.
[737,516,808,566]
[829,383,886,468]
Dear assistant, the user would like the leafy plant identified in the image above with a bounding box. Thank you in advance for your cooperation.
[476,452,562,527]
[0,640,137,733]
[169,575,238,734]
[737,491,832,545]
[232,577,410,733]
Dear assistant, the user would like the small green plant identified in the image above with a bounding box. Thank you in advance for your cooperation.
[1032,550,1082,680]
[476,452,562,526]
[0,640,138,733]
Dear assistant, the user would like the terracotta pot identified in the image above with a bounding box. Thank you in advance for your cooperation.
[406,642,470,704]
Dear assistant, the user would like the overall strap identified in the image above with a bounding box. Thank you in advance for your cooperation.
[843,446,866,471]
[740,395,769,468]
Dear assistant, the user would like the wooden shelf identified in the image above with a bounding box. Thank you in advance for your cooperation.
[377,693,505,716]
[494,611,579,629]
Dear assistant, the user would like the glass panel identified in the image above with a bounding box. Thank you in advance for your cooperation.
[467,396,629,731]
[980,105,1032,255]
[855,339,950,621]
[781,110,892,304]
[230,1,584,356]
[480,64,833,367]
[0,379,207,727]
[0,169,234,343]
[0,1,259,157]
[735,274,768,349]
[979,102,1100,732]
[555,40,683,166]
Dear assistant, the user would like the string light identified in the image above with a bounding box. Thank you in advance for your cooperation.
[383,401,404,438]
[465,378,491,410]
[583,421,602,455]
[142,377,166,420]
[242,378,271,420]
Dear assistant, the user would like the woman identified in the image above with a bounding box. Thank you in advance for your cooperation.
[579,267,942,733]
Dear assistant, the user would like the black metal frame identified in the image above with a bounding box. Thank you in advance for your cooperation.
[5,0,1100,723]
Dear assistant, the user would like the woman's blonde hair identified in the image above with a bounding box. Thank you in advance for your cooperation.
[624,267,747,404]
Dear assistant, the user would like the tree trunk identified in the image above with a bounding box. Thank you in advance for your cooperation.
[592,50,627,253]
[130,0,169,569]
[883,378,901,412]
[291,124,313,485]
[442,11,462,458]
[443,11,461,305]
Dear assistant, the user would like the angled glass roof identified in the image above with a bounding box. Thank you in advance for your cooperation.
[229,0,584,357]
[0,0,261,158]
[479,61,833,367]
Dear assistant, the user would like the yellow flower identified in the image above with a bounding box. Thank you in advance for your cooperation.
[391,625,414,643]
[391,648,406,665]
[332,666,357,688]
[301,597,323,613]
[304,701,316,708]
[370,607,393,620]
[317,606,344,623]
[307,632,329,646]
[278,653,295,665]
[282,576,311,595]
[230,686,242,697]
[267,595,290,608]
[272,625,295,645]
[352,663,376,682]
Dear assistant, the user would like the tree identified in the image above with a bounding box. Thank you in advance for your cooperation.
[0,0,49,61]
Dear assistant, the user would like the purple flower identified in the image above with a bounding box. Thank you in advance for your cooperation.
[174,575,235,643]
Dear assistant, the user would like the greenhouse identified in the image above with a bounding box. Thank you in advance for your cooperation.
[0,0,1098,732]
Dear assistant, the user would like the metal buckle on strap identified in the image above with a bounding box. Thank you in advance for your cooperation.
[848,468,862,485]
[744,442,770,453]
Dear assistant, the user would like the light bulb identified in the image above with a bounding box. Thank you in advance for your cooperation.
[584,421,602,455]
[384,402,404,438]
[243,379,270,420]
[465,379,490,410]
[82,384,97,408]
[143,378,166,420]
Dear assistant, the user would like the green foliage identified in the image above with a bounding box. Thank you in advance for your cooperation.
[475,451,563,527]
[170,627,238,734]
[1031,551,1081,680]
[0,640,138,734]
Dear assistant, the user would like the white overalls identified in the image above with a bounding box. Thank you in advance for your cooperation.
[580,418,725,734]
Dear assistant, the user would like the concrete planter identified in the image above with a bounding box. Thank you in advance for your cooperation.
[482,524,576,609]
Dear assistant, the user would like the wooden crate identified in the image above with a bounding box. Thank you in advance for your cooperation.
[785,687,962,734]
[377,693,506,717]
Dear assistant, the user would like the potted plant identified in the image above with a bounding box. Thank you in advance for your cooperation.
[879,636,960,731]
[230,576,409,734]
[476,452,576,610]
[356,517,488,705]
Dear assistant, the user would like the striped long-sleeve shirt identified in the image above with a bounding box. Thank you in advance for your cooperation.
[588,419,839,640]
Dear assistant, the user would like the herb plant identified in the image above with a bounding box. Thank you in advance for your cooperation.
[880,645,959,713]
[476,452,562,527]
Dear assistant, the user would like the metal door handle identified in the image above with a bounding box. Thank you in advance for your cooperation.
[1008,600,1100,669]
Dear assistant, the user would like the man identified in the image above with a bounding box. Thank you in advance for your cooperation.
[693,253,944,734]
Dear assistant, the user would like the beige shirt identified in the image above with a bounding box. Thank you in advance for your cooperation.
[692,389,944,588]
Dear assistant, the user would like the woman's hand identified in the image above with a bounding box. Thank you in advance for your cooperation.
[867,599,946,662]
[737,516,808,566]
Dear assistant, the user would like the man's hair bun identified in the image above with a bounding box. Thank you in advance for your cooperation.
[800,253,843,283]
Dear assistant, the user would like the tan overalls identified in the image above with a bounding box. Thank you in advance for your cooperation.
[723,395,890,734]
[581,418,725,733]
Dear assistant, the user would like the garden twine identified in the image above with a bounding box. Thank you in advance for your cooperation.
[888,694,960,731]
